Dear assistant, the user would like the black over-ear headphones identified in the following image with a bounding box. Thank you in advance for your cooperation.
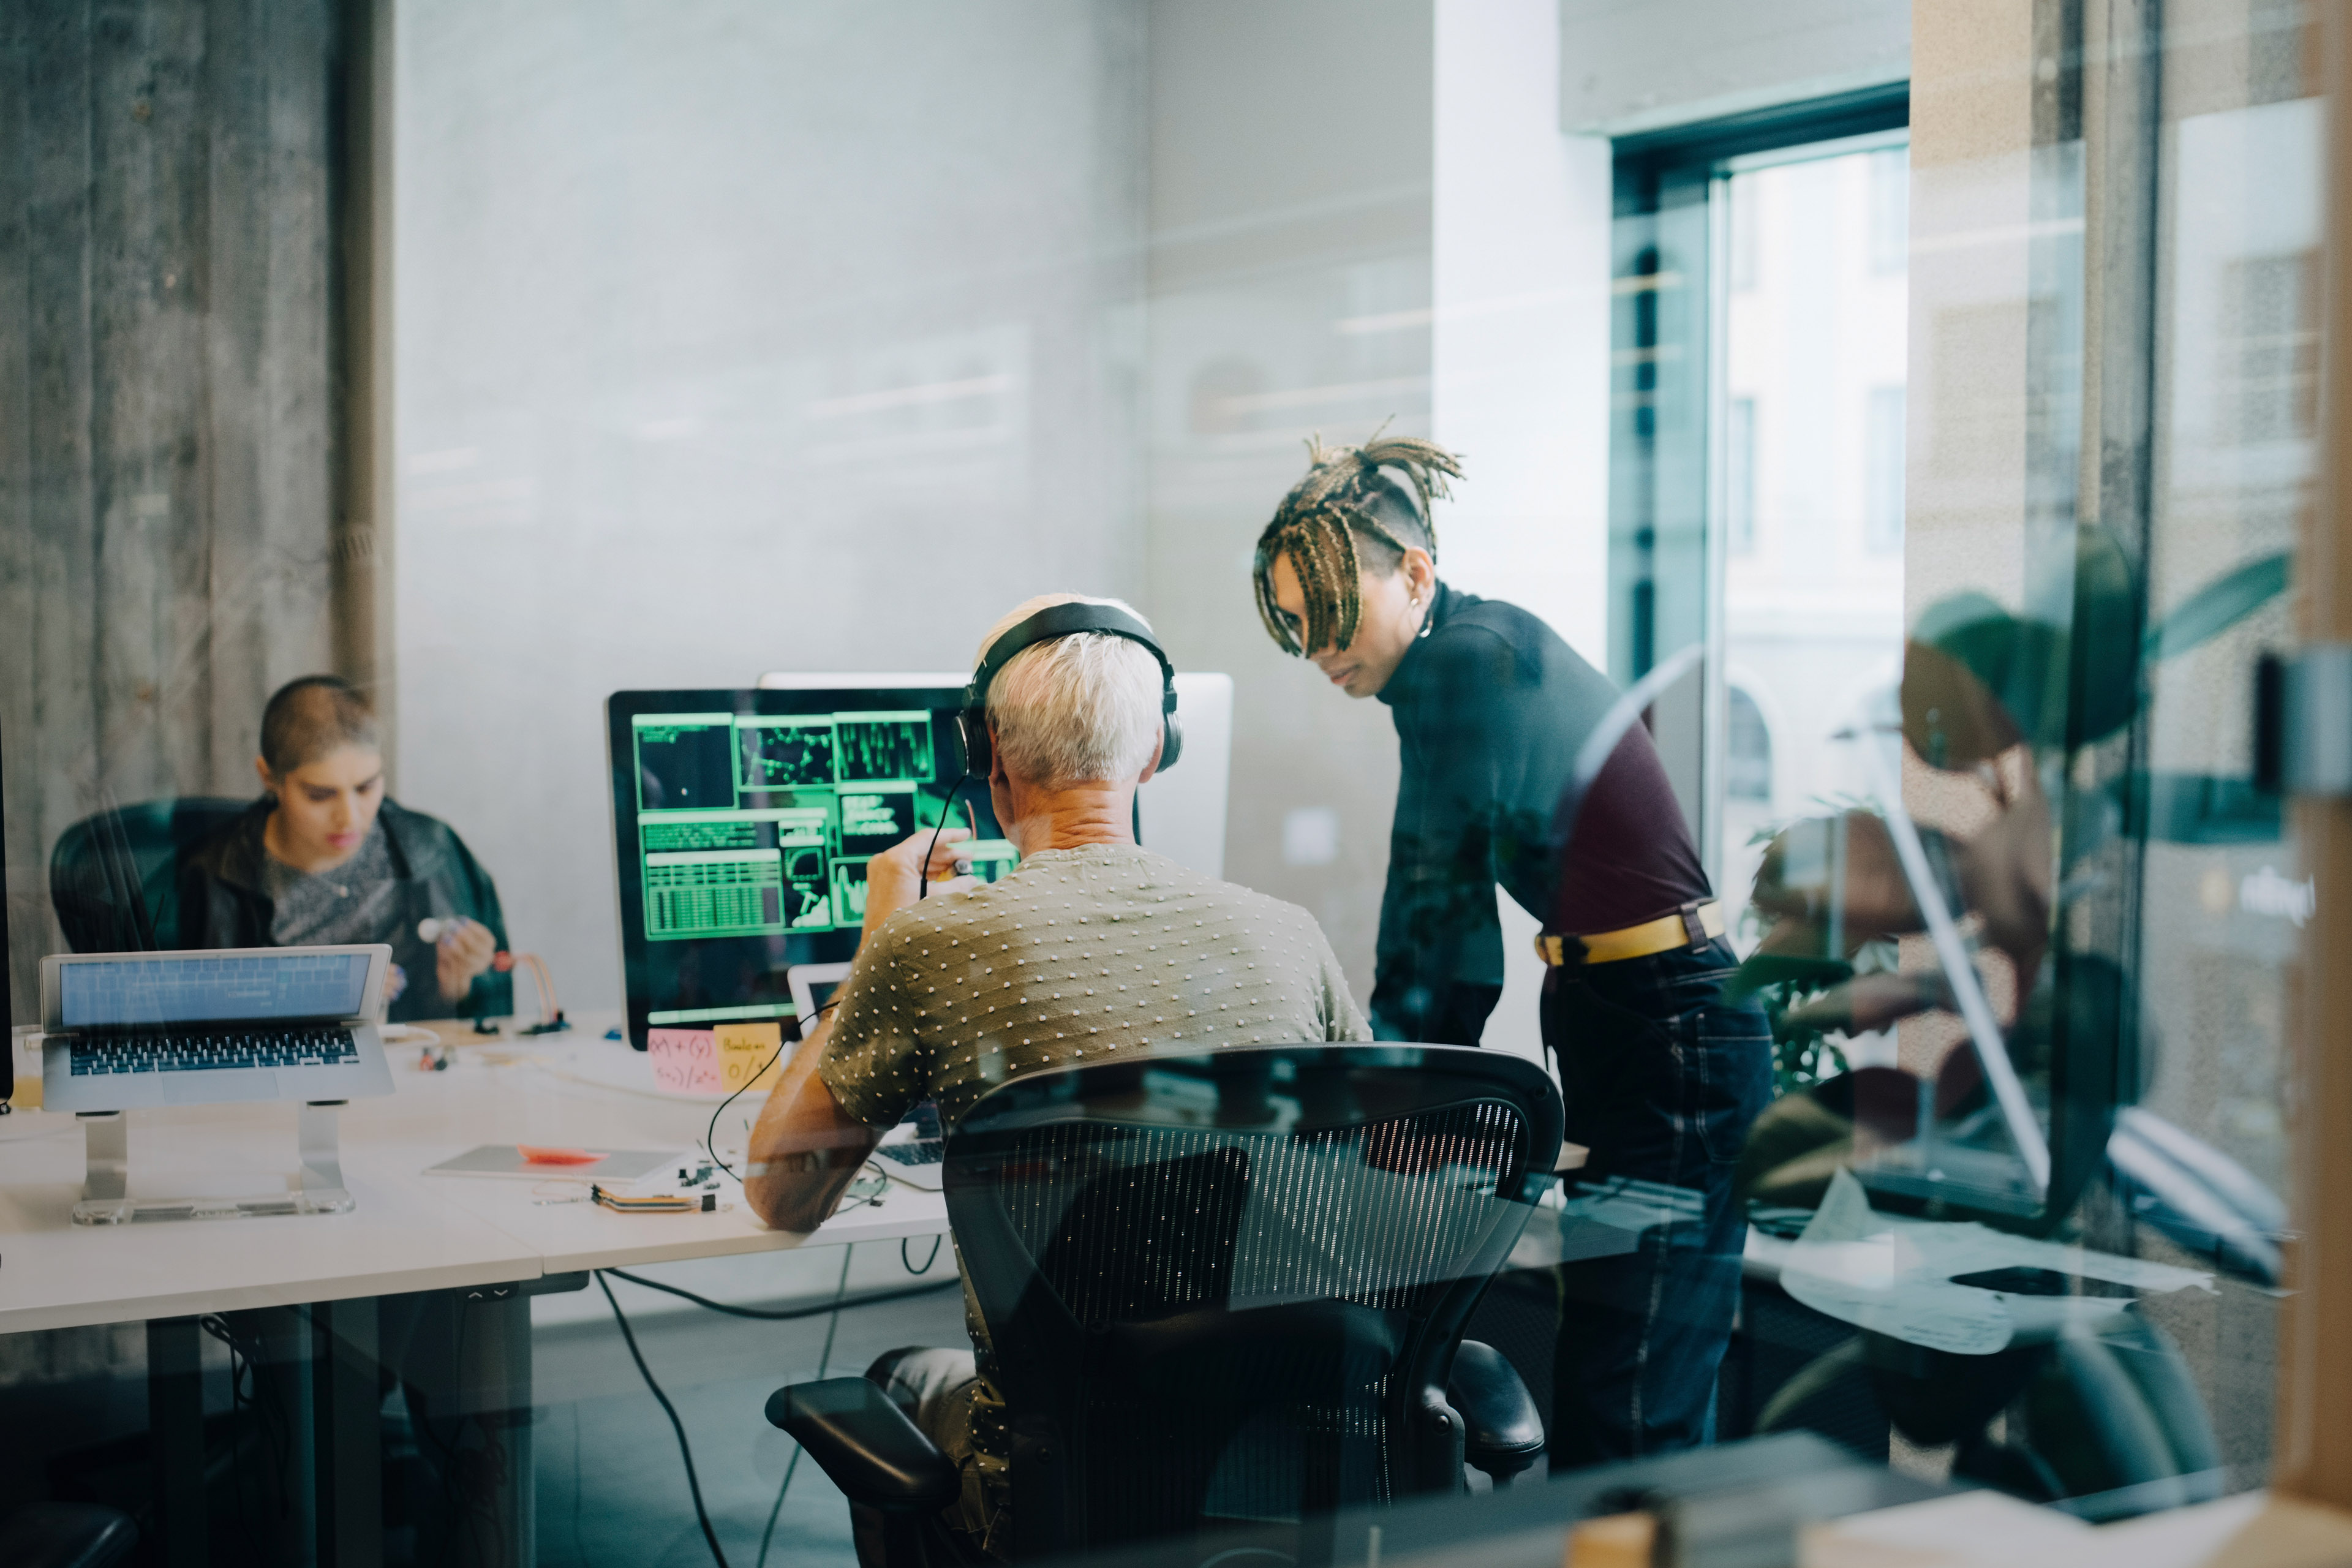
[959,601,1182,779]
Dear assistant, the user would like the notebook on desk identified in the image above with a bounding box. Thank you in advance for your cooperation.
[40,946,396,1113]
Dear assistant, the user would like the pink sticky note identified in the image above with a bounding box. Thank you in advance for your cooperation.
[647,1028,721,1094]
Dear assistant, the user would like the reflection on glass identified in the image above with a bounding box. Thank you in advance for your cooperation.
[1719,48,2316,1518]
[1716,144,1910,1020]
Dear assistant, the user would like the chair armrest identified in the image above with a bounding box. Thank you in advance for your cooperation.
[0,1503,138,1568]
[766,1376,959,1512]
[1449,1340,1545,1482]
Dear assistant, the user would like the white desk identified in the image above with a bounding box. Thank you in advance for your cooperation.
[0,1016,948,1566]
[0,1017,946,1334]
[355,1024,948,1276]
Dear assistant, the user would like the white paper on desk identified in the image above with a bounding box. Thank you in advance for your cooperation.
[424,1145,683,1183]
[1780,1169,2214,1355]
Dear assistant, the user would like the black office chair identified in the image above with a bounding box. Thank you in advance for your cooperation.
[49,797,246,952]
[771,1044,1561,1567]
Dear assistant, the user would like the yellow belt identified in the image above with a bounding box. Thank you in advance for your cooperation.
[1534,900,1724,967]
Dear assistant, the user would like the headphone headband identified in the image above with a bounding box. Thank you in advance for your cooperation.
[961,602,1182,778]
[968,602,1174,712]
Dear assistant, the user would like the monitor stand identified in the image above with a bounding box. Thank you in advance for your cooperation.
[71,1101,355,1224]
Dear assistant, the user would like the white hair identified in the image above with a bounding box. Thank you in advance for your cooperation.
[975,594,1163,788]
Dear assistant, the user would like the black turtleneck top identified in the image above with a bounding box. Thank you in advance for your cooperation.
[1371,581,1710,1044]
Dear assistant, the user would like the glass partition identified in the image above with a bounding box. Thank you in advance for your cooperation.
[0,0,2325,1562]
[1711,0,2315,1516]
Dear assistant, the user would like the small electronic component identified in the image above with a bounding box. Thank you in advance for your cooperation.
[592,1185,721,1213]
[585,1156,728,1214]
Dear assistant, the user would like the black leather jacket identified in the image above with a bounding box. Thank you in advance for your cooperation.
[179,798,513,1022]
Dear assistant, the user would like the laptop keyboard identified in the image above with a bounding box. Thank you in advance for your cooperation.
[67,1027,359,1076]
[877,1140,944,1167]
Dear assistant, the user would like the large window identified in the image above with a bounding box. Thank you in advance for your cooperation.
[1610,15,2317,1512]
[1609,91,1911,953]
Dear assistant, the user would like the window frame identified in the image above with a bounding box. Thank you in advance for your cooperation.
[1608,84,1911,888]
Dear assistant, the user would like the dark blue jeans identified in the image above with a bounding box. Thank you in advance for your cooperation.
[1540,936,1771,1470]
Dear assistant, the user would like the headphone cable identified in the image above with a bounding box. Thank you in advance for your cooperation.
[918,777,968,901]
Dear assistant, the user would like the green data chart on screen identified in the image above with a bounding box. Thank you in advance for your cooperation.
[630,710,946,941]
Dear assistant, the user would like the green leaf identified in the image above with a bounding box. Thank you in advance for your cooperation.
[1725,952,1853,1003]
[2145,552,2289,663]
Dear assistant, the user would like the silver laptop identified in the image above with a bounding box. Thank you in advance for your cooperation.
[786,962,853,1028]
[42,946,397,1112]
[786,962,944,1191]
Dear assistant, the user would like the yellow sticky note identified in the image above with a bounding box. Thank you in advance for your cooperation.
[9,1030,41,1110]
[714,1022,786,1095]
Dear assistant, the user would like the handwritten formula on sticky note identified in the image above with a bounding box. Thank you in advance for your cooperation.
[647,1028,720,1094]
[647,1024,788,1096]
[715,1022,786,1094]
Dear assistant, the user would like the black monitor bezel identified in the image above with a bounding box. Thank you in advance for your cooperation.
[605,685,994,1050]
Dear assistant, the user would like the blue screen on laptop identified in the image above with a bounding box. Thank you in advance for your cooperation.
[59,952,371,1028]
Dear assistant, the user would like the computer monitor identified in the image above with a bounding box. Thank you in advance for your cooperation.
[605,684,1007,1049]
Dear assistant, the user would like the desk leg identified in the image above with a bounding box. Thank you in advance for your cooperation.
[454,1292,535,1568]
[388,1287,537,1567]
[148,1316,208,1567]
[314,1298,382,1568]
[226,1307,320,1566]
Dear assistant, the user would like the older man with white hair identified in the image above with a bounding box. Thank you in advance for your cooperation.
[744,592,1368,1555]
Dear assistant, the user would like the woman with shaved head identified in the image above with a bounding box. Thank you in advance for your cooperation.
[179,674,511,1023]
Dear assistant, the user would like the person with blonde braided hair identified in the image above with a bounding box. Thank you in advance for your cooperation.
[1253,433,1770,1472]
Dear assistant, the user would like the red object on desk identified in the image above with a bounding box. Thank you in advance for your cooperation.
[517,1145,603,1166]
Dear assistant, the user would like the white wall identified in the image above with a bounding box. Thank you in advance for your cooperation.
[1431,0,1615,1060]
[1559,0,1909,135]
[1434,0,1612,663]
[394,2,1147,1010]
[1143,0,1434,1004]
[1428,0,1909,1054]
[390,0,1912,1031]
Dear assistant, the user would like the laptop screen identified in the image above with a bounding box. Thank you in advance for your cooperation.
[58,951,373,1028]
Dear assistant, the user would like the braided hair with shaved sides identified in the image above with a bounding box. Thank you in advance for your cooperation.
[1252,432,1466,656]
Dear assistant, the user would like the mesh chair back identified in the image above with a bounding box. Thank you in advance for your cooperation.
[50,798,246,952]
[944,1044,1561,1558]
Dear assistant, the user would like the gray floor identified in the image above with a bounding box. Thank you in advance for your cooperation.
[533,1255,968,1568]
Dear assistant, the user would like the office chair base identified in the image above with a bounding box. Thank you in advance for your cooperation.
[69,1103,356,1225]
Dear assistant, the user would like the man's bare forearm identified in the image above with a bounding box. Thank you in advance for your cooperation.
[744,1017,878,1232]
[744,1141,873,1234]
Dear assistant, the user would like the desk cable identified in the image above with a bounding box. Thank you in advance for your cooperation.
[705,999,838,1185]
[757,1246,853,1568]
[595,1230,958,1567]
[598,1272,734,1568]
[197,1312,299,1562]
[600,1265,957,1321]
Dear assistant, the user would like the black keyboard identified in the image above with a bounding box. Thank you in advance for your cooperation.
[877,1140,944,1167]
[67,1027,359,1076]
